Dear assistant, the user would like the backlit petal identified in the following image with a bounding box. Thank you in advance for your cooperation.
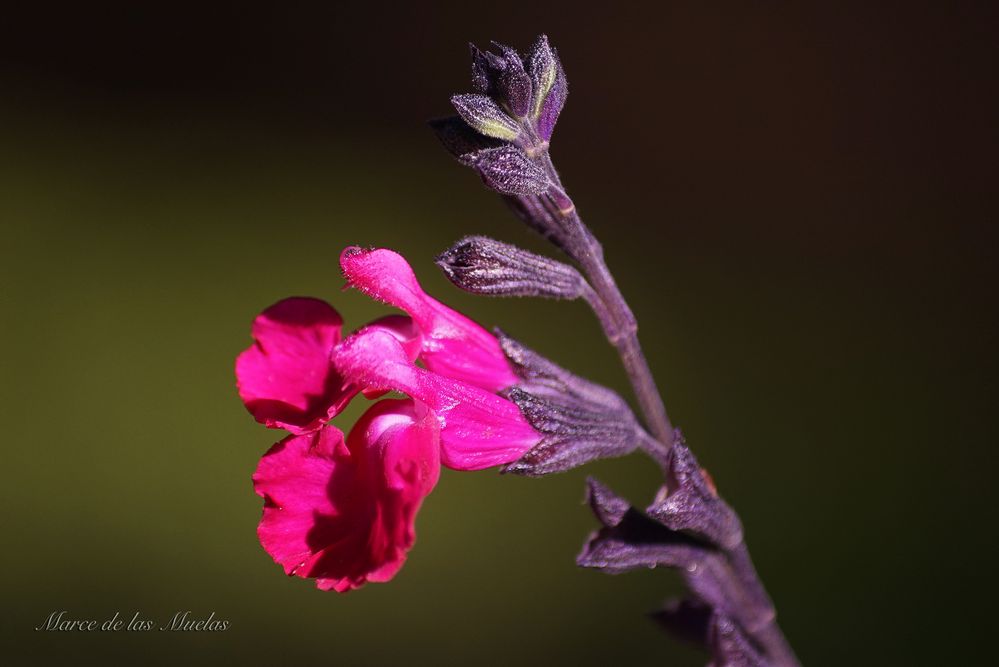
[340,246,518,392]
[335,330,539,471]
[236,297,354,434]
[253,401,439,592]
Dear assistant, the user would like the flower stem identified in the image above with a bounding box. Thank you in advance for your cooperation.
[539,152,799,667]
[541,156,673,444]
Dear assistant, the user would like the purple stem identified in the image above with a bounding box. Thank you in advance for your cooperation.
[540,157,673,445]
[530,150,799,667]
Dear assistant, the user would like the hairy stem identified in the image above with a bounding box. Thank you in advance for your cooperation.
[541,156,673,444]
[539,152,799,667]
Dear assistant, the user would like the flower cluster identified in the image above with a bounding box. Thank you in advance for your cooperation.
[236,247,541,591]
[430,35,575,254]
[234,33,796,667]
[437,35,567,179]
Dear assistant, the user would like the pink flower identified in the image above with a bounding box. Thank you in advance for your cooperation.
[235,297,354,435]
[253,401,439,592]
[236,248,539,591]
[335,327,539,470]
[340,246,518,392]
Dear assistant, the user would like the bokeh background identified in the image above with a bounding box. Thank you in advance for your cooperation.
[2,2,996,665]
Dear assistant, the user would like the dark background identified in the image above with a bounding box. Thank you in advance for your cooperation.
[2,2,996,665]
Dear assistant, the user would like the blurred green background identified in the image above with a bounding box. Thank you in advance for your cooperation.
[2,3,996,665]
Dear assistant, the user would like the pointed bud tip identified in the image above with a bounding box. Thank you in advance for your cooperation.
[436,236,585,299]
[500,460,541,477]
[585,477,630,527]
[450,93,521,142]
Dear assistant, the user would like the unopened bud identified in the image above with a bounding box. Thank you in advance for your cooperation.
[436,236,586,299]
[463,146,550,195]
[451,93,521,142]
[526,34,567,141]
[469,42,532,119]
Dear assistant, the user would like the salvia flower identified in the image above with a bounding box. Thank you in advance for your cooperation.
[340,246,519,392]
[233,33,796,666]
[236,247,540,591]
[334,328,539,470]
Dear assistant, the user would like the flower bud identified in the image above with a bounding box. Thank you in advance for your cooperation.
[463,145,550,195]
[470,42,532,118]
[469,43,498,93]
[451,94,520,142]
[494,44,532,118]
[528,35,557,118]
[436,236,586,299]
[526,34,567,141]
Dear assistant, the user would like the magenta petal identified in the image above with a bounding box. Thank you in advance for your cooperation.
[423,371,541,471]
[236,297,355,434]
[253,401,440,593]
[253,425,349,580]
[340,246,518,392]
[353,315,424,399]
[355,314,423,361]
[336,330,540,471]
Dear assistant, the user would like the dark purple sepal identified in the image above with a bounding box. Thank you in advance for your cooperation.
[494,334,648,475]
[469,42,532,118]
[527,35,556,115]
[469,43,494,93]
[496,331,630,410]
[578,480,775,641]
[436,236,587,299]
[576,478,712,574]
[502,388,643,476]
[451,93,521,141]
[585,477,631,527]
[464,146,550,195]
[534,45,567,142]
[647,433,744,549]
[429,116,504,161]
[494,43,532,118]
